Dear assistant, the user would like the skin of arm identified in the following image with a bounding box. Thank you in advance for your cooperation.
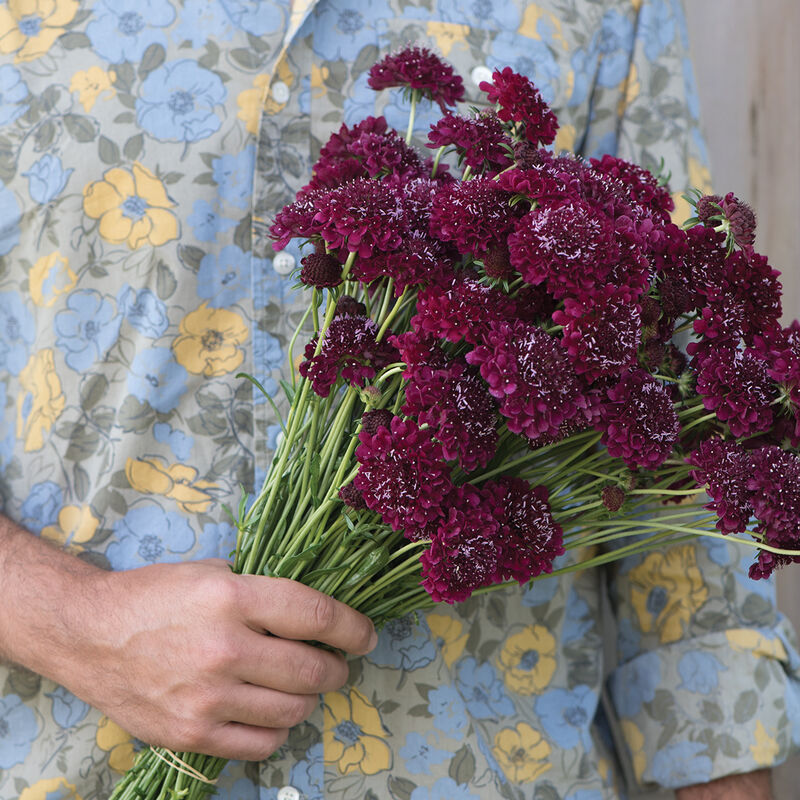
[0,512,377,760]
[677,769,772,799]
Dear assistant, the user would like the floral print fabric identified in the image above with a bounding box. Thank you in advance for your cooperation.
[0,1,799,799]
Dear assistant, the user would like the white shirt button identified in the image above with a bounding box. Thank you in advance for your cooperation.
[272,251,296,275]
[277,787,300,800]
[271,80,290,103]
[471,65,494,88]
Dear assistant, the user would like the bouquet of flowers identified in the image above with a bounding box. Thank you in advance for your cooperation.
[110,46,800,798]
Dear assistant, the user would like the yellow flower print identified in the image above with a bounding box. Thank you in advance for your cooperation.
[725,628,788,661]
[518,5,569,50]
[96,716,135,773]
[19,777,82,800]
[323,686,392,775]
[426,612,468,668]
[750,720,780,767]
[0,0,79,63]
[554,123,576,154]
[620,718,647,782]
[425,21,469,57]
[237,73,270,135]
[618,63,640,116]
[125,456,219,514]
[672,157,714,225]
[263,59,295,116]
[497,624,557,695]
[492,722,552,783]
[83,162,178,250]
[629,544,709,644]
[41,504,99,549]
[29,251,76,307]
[16,348,65,452]
[69,66,116,112]
[172,304,248,377]
[309,63,329,101]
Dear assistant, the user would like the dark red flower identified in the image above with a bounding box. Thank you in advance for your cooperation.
[552,284,642,382]
[428,176,517,255]
[427,112,513,170]
[601,486,626,512]
[389,329,449,377]
[339,482,368,509]
[695,347,775,438]
[299,315,399,397]
[465,320,588,442]
[721,192,757,247]
[299,252,342,288]
[368,45,465,112]
[354,416,452,532]
[403,360,498,471]
[589,154,674,220]
[598,369,680,469]
[312,178,407,258]
[688,438,754,533]
[480,67,558,146]
[270,189,325,251]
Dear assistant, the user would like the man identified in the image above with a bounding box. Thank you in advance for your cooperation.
[0,1,796,798]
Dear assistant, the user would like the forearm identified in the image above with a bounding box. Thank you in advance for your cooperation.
[677,770,772,800]
[0,512,103,683]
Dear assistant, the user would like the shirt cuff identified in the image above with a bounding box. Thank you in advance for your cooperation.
[606,615,800,790]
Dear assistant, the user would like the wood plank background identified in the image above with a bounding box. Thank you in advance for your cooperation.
[685,2,799,795]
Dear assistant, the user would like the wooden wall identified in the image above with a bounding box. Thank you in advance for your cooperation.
[685,1,800,794]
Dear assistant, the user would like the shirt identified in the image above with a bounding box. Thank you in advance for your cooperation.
[0,1,799,799]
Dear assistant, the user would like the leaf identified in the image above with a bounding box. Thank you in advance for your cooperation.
[80,373,108,410]
[388,776,416,800]
[717,732,741,758]
[138,43,166,78]
[650,65,670,96]
[114,111,135,124]
[91,405,116,433]
[233,213,251,252]
[34,119,56,150]
[407,703,430,717]
[179,244,206,271]
[353,44,380,78]
[415,682,436,702]
[700,700,724,724]
[98,135,120,164]
[733,689,758,724]
[59,31,90,50]
[3,665,41,700]
[65,424,100,461]
[647,689,676,722]
[64,113,97,143]
[230,48,263,70]
[123,132,144,161]
[449,745,476,785]
[754,659,771,692]
[118,394,155,433]
[156,259,177,299]
[534,782,560,800]
[198,40,220,69]
[73,462,90,502]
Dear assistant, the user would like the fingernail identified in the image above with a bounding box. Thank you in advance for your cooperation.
[367,626,378,651]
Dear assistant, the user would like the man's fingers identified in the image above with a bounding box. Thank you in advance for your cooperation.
[238,576,378,655]
[202,722,290,761]
[223,684,319,730]
[234,633,350,694]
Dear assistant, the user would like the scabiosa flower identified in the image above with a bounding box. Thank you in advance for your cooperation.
[299,315,398,397]
[361,408,395,435]
[334,295,367,317]
[507,200,619,298]
[598,369,680,469]
[420,483,501,603]
[684,224,729,306]
[722,247,782,342]
[403,360,498,471]
[339,482,368,509]
[389,329,449,377]
[746,446,800,578]
[688,438,754,533]
[589,154,674,220]
[426,112,513,171]
[412,272,517,345]
[299,251,342,288]
[552,285,642,382]
[488,477,564,583]
[695,194,723,224]
[601,485,626,512]
[482,242,513,280]
[270,189,325,251]
[466,320,588,442]
[354,416,452,533]
[428,176,516,255]
[312,178,407,258]
[721,192,757,247]
[480,67,558,147]
[368,45,465,112]
[694,347,775,438]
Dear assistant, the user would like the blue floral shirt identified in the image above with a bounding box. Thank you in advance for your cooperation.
[1,1,799,799]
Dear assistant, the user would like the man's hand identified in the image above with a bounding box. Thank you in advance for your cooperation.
[677,770,772,800]
[0,516,377,760]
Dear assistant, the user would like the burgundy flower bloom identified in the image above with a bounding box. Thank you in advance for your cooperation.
[312,178,407,258]
[299,314,399,397]
[466,320,588,442]
[480,67,558,146]
[694,347,775,438]
[589,154,674,220]
[389,329,449,377]
[599,369,680,469]
[299,252,342,288]
[684,224,729,306]
[412,272,517,345]
[695,194,723,224]
[270,189,325,251]
[428,176,516,255]
[420,484,501,603]
[508,200,619,298]
[403,360,498,471]
[552,285,642,381]
[361,409,395,435]
[721,248,782,343]
[334,295,367,317]
[368,45,465,112]
[601,485,626,512]
[746,446,800,578]
[427,112,513,171]
[488,477,564,583]
[339,482,368,509]
[688,438,755,533]
[721,192,757,247]
[354,416,452,533]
